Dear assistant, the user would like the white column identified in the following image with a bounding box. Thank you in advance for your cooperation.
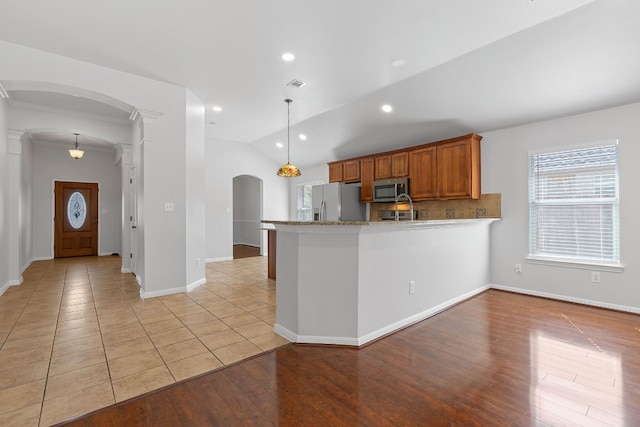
[116,143,132,272]
[7,129,23,285]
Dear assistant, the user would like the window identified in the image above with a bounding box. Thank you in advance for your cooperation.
[296,182,318,221]
[528,142,620,266]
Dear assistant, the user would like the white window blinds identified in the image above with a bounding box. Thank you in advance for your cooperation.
[528,143,620,264]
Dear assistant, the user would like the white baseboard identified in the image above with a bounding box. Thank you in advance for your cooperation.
[140,285,187,299]
[0,282,10,297]
[187,278,206,292]
[275,285,490,346]
[233,243,260,248]
[21,260,32,274]
[32,256,53,261]
[206,257,233,263]
[489,284,640,315]
[121,267,132,273]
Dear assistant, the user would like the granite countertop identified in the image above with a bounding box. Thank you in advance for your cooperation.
[262,218,499,226]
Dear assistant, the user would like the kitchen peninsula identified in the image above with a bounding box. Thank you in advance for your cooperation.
[262,219,498,346]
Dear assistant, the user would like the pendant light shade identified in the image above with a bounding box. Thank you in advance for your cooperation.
[69,133,84,159]
[277,98,301,177]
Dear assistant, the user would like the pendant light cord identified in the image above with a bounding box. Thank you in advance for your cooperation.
[285,98,292,163]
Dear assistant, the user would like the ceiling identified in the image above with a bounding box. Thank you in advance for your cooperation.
[2,0,640,168]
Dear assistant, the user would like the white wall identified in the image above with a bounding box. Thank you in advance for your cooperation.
[232,175,262,247]
[205,138,289,262]
[185,90,206,289]
[31,141,122,258]
[0,98,8,293]
[483,102,640,311]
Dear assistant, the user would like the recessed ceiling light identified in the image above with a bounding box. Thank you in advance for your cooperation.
[276,142,284,148]
[212,106,222,112]
[391,59,407,67]
[299,134,307,141]
[282,52,295,62]
[381,104,393,113]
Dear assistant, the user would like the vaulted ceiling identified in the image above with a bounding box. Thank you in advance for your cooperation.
[2,0,639,167]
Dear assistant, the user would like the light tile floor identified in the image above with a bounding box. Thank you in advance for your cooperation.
[0,255,287,426]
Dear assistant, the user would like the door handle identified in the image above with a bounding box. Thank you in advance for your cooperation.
[132,226,137,229]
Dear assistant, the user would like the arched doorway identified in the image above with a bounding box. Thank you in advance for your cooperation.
[232,175,263,259]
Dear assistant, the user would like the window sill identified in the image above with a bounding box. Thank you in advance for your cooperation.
[526,256,624,273]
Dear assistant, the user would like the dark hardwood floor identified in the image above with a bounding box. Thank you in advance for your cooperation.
[60,290,640,426]
[233,245,261,259]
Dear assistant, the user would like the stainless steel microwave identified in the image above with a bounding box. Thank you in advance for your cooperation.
[373,178,409,202]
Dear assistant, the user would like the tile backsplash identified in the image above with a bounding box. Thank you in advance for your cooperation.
[370,193,501,221]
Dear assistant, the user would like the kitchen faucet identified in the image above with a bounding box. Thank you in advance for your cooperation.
[395,193,414,222]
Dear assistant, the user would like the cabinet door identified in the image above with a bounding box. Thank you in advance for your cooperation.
[409,147,437,200]
[360,157,374,202]
[374,155,392,180]
[437,138,480,199]
[329,163,344,183]
[391,152,408,177]
[343,160,361,182]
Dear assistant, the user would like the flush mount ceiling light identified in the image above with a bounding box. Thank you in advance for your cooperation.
[276,142,284,148]
[212,106,222,112]
[277,99,301,177]
[381,104,393,113]
[281,52,295,62]
[299,134,307,141]
[69,133,84,159]
[391,59,407,67]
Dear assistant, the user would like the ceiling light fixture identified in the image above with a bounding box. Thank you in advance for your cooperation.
[282,52,295,62]
[277,99,301,177]
[381,104,393,113]
[69,133,84,159]
[276,142,284,148]
[212,106,222,112]
[299,134,307,141]
[391,59,407,67]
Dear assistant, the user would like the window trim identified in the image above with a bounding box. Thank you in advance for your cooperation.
[527,139,622,270]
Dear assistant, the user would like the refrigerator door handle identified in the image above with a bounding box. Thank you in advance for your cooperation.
[320,200,326,221]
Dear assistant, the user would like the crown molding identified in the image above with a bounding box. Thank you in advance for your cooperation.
[130,108,163,124]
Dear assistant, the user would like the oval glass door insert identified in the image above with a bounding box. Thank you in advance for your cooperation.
[67,191,87,229]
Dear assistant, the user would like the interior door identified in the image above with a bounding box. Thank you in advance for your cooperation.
[54,181,99,257]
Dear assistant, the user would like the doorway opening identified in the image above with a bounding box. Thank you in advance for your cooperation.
[232,175,263,259]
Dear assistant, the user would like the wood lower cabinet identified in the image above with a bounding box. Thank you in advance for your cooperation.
[360,157,374,202]
[375,152,408,180]
[409,146,438,200]
[437,135,481,199]
[328,162,344,183]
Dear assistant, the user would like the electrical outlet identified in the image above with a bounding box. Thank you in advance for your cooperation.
[591,271,601,283]
[409,281,415,295]
[514,264,522,275]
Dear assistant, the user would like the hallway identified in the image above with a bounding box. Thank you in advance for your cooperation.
[0,255,286,426]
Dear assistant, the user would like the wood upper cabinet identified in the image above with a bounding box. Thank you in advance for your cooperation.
[409,146,438,200]
[327,133,481,200]
[328,162,344,183]
[360,157,374,202]
[437,135,481,199]
[343,160,361,182]
[375,152,409,180]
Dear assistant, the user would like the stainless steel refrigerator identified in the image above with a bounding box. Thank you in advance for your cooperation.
[311,183,366,221]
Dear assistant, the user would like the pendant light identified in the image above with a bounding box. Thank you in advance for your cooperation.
[69,133,84,159]
[277,98,301,177]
